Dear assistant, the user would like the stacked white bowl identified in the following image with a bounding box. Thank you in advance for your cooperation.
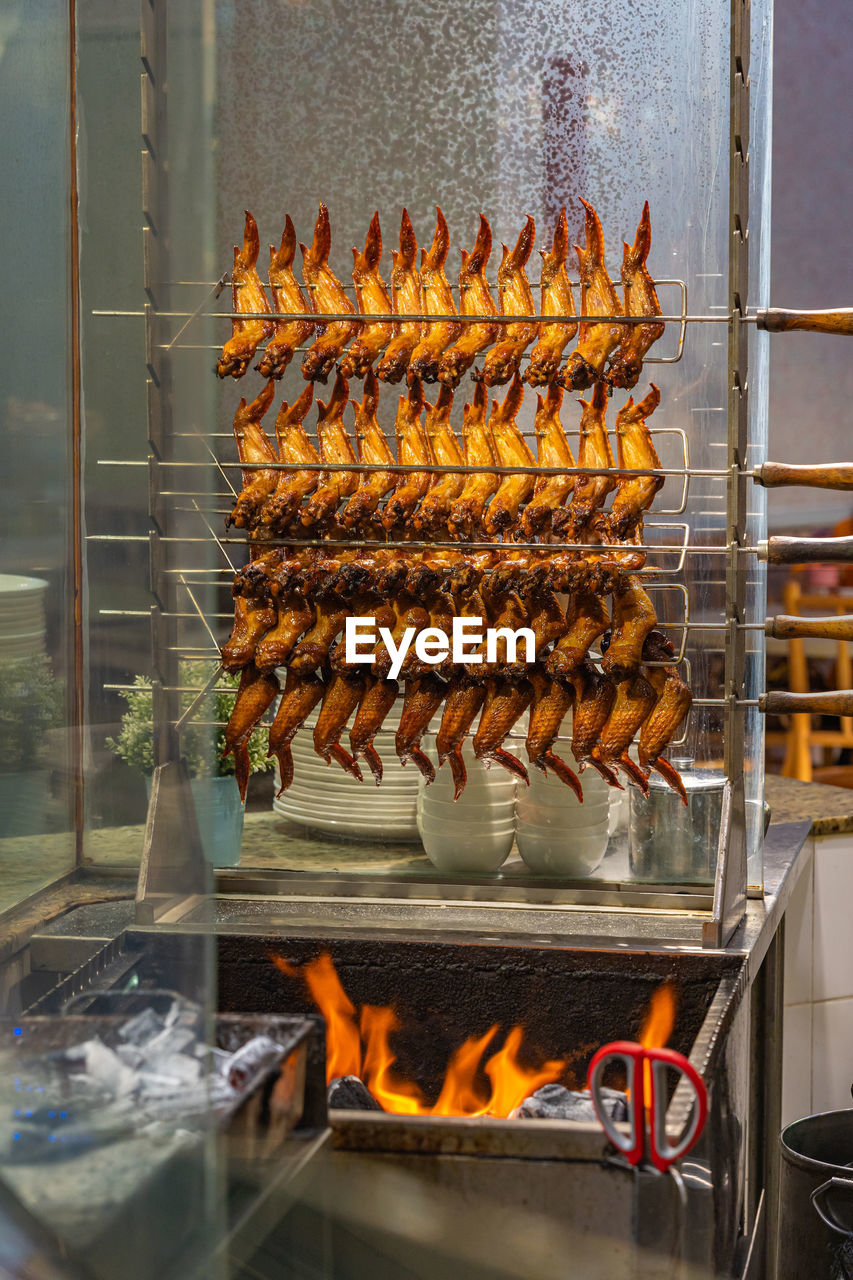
[516,765,611,877]
[272,701,421,841]
[417,740,516,874]
[0,574,47,661]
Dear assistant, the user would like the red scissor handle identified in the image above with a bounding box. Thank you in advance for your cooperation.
[587,1040,708,1173]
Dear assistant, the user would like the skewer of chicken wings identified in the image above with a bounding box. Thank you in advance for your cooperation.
[227,381,279,529]
[413,385,464,535]
[553,380,615,542]
[525,208,577,387]
[482,216,538,387]
[257,385,318,533]
[340,370,397,531]
[300,203,361,383]
[256,215,315,379]
[606,202,666,391]
[562,200,624,391]
[483,375,536,536]
[448,382,499,540]
[376,210,422,385]
[383,378,432,532]
[339,212,394,379]
[408,207,462,384]
[521,384,575,537]
[299,373,359,528]
[217,212,274,380]
[606,384,663,543]
[438,214,501,388]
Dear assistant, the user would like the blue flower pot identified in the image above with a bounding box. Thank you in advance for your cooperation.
[146,774,244,867]
[189,775,245,867]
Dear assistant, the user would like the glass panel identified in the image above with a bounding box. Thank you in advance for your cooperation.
[0,2,75,907]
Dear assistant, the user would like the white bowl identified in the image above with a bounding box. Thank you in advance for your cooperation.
[418,793,517,817]
[516,826,608,877]
[515,802,610,831]
[0,574,48,599]
[418,811,516,836]
[418,819,514,873]
[527,768,610,801]
[426,767,516,798]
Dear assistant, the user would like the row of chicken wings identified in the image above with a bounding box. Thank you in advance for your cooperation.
[225,370,663,549]
[219,374,691,806]
[220,549,691,808]
[216,199,665,392]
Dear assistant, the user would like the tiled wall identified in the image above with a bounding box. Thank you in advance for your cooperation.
[782,833,853,1126]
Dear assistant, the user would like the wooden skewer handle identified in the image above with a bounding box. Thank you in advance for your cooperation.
[756,308,853,336]
[760,690,853,716]
[766,615,853,641]
[753,462,853,491]
[759,536,853,565]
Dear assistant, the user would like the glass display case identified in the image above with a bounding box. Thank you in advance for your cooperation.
[75,0,773,949]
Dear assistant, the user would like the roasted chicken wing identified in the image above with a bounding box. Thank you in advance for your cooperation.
[526,668,583,799]
[448,382,499,539]
[562,200,624,391]
[483,375,536,536]
[383,378,432,531]
[408,207,462,384]
[414,385,465,535]
[257,385,318,533]
[300,373,359,527]
[554,380,615,542]
[376,209,422,384]
[438,214,501,388]
[268,669,324,793]
[223,663,280,801]
[300,203,360,383]
[340,370,396,530]
[521,383,576,537]
[256,215,315,379]
[482,216,538,387]
[606,202,665,391]
[217,211,274,380]
[339,212,394,380]
[607,384,663,543]
[227,381,279,529]
[526,207,577,387]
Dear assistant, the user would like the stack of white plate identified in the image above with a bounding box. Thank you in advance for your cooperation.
[0,574,47,661]
[516,765,610,877]
[417,740,516,873]
[272,703,421,841]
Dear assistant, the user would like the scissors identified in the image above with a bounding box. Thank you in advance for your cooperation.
[587,1040,708,1173]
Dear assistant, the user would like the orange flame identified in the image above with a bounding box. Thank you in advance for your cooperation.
[273,952,568,1118]
[639,980,678,1050]
[637,979,678,1103]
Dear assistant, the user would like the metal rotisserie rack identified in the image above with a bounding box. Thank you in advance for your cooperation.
[93,0,853,954]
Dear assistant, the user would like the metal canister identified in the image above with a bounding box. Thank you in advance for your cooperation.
[628,763,725,884]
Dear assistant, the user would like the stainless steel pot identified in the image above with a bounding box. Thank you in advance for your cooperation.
[778,1110,853,1279]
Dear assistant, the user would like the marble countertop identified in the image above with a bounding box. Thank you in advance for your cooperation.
[765,773,853,836]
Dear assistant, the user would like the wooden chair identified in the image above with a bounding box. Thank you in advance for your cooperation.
[780,577,853,780]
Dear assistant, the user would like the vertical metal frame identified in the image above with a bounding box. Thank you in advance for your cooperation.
[140,0,179,767]
[719,0,752,944]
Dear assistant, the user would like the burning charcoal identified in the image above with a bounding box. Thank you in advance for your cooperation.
[327,1076,385,1112]
[512,1083,628,1123]
[118,1007,164,1046]
[222,1035,284,1091]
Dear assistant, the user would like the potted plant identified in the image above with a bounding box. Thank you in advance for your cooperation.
[107,662,272,866]
[0,655,62,837]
